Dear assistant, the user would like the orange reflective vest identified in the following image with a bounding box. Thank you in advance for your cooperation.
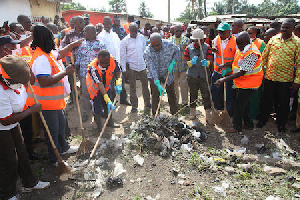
[232,44,263,89]
[86,56,116,100]
[62,27,72,63]
[253,38,264,51]
[26,47,66,110]
[122,22,130,34]
[214,35,237,73]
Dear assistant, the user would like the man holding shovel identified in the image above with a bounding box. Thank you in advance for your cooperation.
[214,32,264,133]
[184,28,213,120]
[86,50,122,136]
[144,33,180,116]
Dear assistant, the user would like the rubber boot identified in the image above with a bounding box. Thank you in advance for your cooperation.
[107,114,120,128]
[189,107,196,120]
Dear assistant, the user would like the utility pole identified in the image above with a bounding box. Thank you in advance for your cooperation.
[168,0,170,23]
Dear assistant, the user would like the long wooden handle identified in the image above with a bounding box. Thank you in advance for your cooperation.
[199,39,215,110]
[155,70,170,117]
[89,93,119,160]
[224,82,227,110]
[28,83,64,163]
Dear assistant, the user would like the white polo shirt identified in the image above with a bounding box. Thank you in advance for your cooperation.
[0,84,27,130]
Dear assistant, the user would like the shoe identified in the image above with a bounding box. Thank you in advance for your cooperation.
[8,196,18,200]
[256,121,266,128]
[24,181,50,192]
[120,100,131,106]
[82,114,88,122]
[278,125,286,133]
[131,107,138,113]
[290,127,300,133]
[227,127,241,133]
[242,124,254,130]
[62,146,79,155]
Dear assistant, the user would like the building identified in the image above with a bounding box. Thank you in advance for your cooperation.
[0,0,71,24]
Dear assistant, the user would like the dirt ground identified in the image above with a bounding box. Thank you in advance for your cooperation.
[20,80,299,200]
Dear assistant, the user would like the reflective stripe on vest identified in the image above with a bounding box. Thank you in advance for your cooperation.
[232,44,264,89]
[253,38,263,51]
[86,56,116,100]
[26,47,65,110]
[214,36,236,73]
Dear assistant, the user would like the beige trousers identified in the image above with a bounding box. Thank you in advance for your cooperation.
[174,71,189,105]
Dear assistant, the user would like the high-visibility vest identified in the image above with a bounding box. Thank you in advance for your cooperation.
[86,56,116,100]
[122,22,130,34]
[252,38,265,53]
[26,47,65,110]
[232,44,263,89]
[21,46,32,64]
[214,35,237,73]
[61,27,72,63]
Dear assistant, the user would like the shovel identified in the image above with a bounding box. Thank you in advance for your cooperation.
[155,70,170,117]
[70,54,94,156]
[198,39,222,125]
[218,41,232,127]
[88,93,119,164]
[28,83,71,174]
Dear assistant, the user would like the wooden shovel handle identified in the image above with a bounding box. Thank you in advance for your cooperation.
[89,93,119,160]
[28,83,64,163]
[155,70,170,117]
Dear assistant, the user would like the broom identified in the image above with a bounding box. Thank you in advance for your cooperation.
[218,41,232,127]
[198,39,221,125]
[28,83,71,174]
[155,70,171,117]
[88,93,119,164]
[70,55,94,156]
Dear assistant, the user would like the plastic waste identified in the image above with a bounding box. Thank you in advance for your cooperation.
[133,155,144,166]
[113,161,126,177]
[241,135,249,145]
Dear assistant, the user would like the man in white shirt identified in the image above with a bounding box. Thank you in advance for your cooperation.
[120,23,151,113]
[98,16,130,106]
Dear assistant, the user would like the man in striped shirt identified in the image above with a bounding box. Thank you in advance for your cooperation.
[257,18,300,132]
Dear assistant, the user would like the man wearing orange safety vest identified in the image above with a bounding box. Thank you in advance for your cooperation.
[211,22,237,117]
[86,50,122,136]
[122,15,135,34]
[214,32,263,133]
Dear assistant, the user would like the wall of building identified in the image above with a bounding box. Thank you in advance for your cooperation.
[29,0,61,21]
[0,0,31,24]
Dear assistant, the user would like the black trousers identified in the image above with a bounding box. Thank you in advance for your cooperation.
[19,115,33,155]
[0,125,37,200]
[257,79,292,127]
[233,89,255,131]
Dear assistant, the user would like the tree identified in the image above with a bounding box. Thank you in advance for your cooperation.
[108,0,127,13]
[139,1,154,18]
[91,7,107,12]
[176,4,194,23]
[61,2,86,11]
[212,2,226,15]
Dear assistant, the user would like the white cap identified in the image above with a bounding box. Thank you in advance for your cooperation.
[190,28,206,40]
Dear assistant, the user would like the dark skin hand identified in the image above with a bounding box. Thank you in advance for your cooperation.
[57,39,83,60]
[0,103,42,126]
[218,62,233,70]
[37,64,75,87]
[214,70,246,87]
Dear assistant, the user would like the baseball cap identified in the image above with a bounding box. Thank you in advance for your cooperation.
[0,35,21,47]
[216,22,231,31]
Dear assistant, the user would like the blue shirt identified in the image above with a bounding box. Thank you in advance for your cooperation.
[75,39,107,77]
[112,24,127,40]
[144,39,180,85]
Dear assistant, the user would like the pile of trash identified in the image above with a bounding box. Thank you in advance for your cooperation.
[129,115,208,157]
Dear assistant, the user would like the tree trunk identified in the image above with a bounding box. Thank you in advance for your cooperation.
[203,0,207,17]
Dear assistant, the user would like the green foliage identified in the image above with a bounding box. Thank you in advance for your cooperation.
[139,1,154,18]
[108,0,127,13]
[61,2,86,11]
[176,5,195,23]
[90,7,107,12]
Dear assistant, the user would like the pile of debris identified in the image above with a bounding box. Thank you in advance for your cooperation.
[129,115,208,157]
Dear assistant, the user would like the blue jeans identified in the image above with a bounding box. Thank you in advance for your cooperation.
[210,71,235,116]
[42,110,70,164]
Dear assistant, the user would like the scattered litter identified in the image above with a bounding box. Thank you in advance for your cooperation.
[234,147,246,154]
[285,176,296,184]
[146,194,160,200]
[133,155,145,166]
[113,161,126,177]
[92,188,103,198]
[264,166,286,176]
[241,135,249,145]
[105,177,123,189]
[255,144,267,154]
[271,152,282,160]
[265,195,282,200]
[212,181,230,196]
[181,143,193,152]
[178,179,185,185]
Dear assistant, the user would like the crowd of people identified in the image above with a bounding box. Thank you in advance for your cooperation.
[0,13,299,200]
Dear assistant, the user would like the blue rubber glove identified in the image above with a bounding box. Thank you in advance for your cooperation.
[155,80,166,96]
[116,85,122,94]
[190,56,198,65]
[168,60,176,72]
[107,102,116,114]
[222,68,233,77]
[201,59,208,67]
